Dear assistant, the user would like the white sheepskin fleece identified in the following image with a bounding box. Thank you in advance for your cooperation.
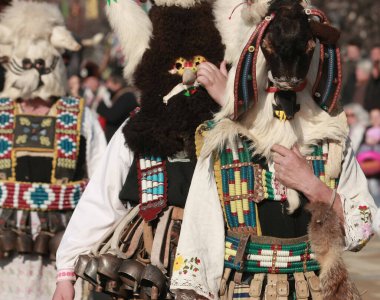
[106,0,152,84]
[0,1,64,42]
[0,1,80,99]
[154,0,203,8]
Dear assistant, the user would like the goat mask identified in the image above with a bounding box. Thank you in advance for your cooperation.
[234,3,342,120]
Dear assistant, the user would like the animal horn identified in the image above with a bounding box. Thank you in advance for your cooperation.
[106,0,153,84]
[309,20,341,45]
[50,26,81,52]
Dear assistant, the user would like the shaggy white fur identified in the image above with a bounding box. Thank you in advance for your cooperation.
[106,0,153,84]
[155,0,203,8]
[0,1,80,99]
[241,0,270,26]
[213,0,253,64]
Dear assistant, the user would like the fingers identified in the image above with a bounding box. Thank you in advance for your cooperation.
[271,144,291,157]
[197,75,211,87]
[220,60,228,77]
[198,62,218,73]
[292,144,303,158]
[272,152,283,164]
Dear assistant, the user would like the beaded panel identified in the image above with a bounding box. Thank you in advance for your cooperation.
[52,97,84,182]
[0,98,15,179]
[0,180,87,211]
[13,116,56,150]
[138,155,167,221]
[215,138,338,230]
[224,236,319,274]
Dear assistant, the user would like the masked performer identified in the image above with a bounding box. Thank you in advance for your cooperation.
[0,2,106,300]
[53,0,226,299]
[170,0,377,299]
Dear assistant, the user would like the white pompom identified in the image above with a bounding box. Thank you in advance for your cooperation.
[241,1,270,25]
[286,188,301,214]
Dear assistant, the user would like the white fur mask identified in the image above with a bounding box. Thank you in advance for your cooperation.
[0,1,80,100]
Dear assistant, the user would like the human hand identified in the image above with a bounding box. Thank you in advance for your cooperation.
[52,281,75,300]
[271,144,316,194]
[197,61,228,107]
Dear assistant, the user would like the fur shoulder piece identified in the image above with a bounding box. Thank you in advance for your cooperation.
[106,0,153,84]
[0,1,64,42]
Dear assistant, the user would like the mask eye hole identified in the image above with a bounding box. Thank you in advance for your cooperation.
[192,56,207,68]
[34,58,45,70]
[175,62,183,70]
[22,58,33,69]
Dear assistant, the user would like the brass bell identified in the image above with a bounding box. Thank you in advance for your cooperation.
[0,229,17,253]
[34,232,51,256]
[15,232,34,254]
[49,231,65,260]
[97,253,123,281]
[74,254,92,280]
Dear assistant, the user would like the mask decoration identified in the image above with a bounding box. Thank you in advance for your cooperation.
[0,1,81,100]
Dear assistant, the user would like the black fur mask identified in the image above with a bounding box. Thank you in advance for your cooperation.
[123,2,224,158]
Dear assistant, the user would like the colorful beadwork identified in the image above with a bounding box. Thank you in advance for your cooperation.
[0,98,15,179]
[217,139,288,229]
[0,97,86,211]
[138,155,167,221]
[224,236,319,274]
[308,142,338,189]
[53,97,84,181]
[13,115,56,150]
[0,180,87,210]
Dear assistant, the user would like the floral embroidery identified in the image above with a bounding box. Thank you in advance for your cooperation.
[174,254,201,276]
[359,205,371,222]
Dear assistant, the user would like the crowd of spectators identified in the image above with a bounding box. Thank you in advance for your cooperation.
[343,41,380,207]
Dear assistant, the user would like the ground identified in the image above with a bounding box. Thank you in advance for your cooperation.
[344,235,380,299]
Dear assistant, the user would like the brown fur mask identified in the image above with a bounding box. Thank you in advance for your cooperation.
[123,2,224,158]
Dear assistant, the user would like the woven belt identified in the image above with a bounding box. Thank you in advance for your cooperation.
[224,234,320,274]
[0,180,87,211]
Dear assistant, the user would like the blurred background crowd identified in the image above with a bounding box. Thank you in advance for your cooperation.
[1,0,380,205]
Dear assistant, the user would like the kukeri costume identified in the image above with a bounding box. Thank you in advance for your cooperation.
[57,0,224,298]
[170,1,377,299]
[0,2,106,299]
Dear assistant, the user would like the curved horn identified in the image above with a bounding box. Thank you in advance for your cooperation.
[50,26,81,52]
[106,0,153,84]
[309,20,341,45]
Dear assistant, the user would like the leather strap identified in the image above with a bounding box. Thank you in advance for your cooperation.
[265,274,277,300]
[151,207,173,273]
[249,273,265,299]
[227,280,235,300]
[294,272,310,299]
[276,274,289,300]
[171,207,183,221]
[125,220,144,258]
[48,211,64,233]
[233,234,249,284]
[305,271,323,300]
[0,209,16,229]
[220,268,232,296]
[143,221,154,256]
[37,211,49,231]
[19,210,30,232]
[163,219,174,269]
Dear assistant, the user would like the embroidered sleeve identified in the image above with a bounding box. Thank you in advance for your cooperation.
[56,268,76,282]
[170,156,225,300]
[337,140,378,252]
[171,254,216,299]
